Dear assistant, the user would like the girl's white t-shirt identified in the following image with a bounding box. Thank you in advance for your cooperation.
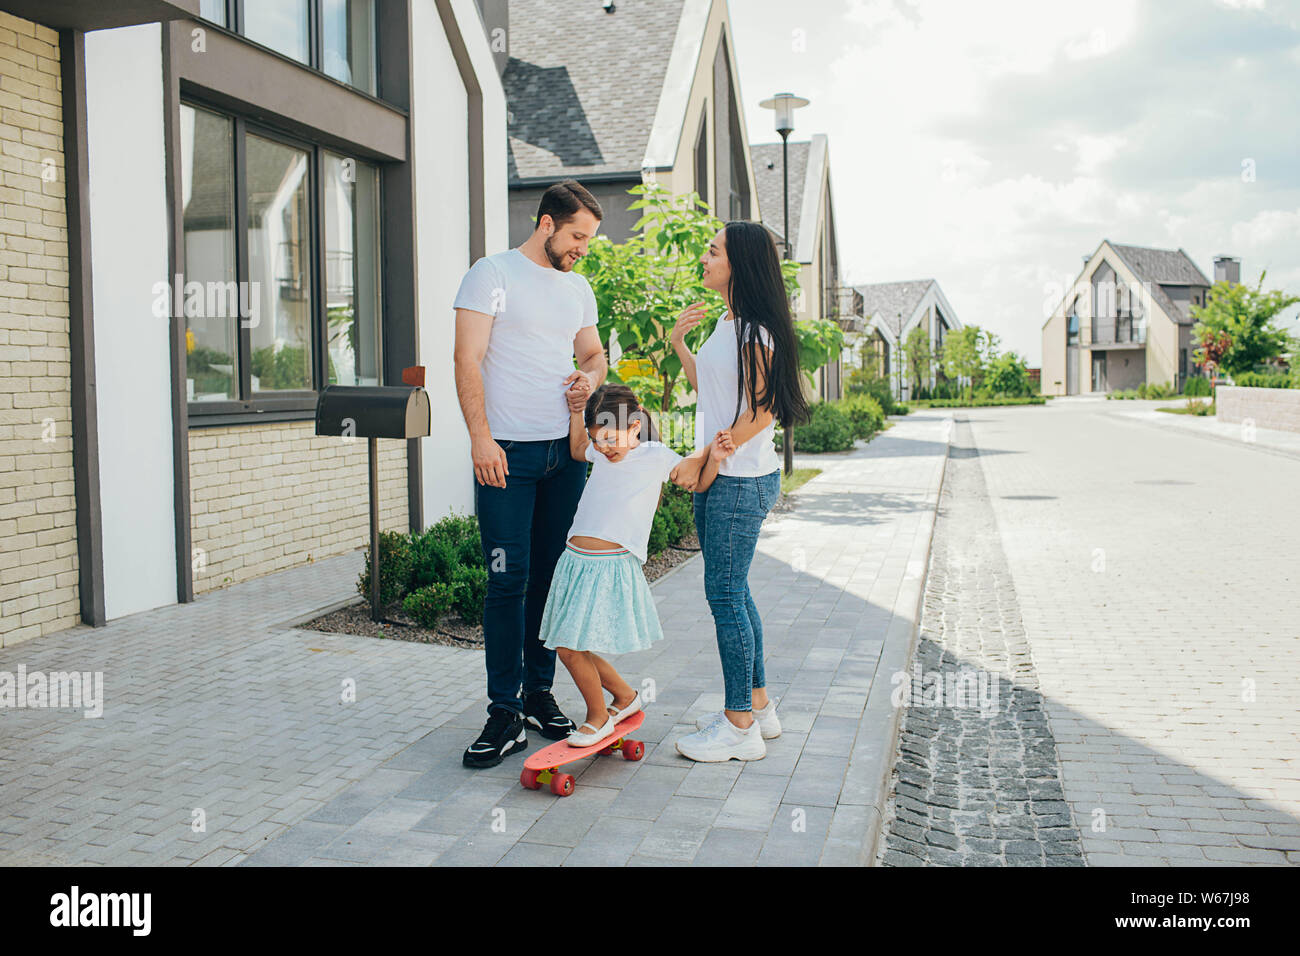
[567,440,684,564]
[694,312,780,477]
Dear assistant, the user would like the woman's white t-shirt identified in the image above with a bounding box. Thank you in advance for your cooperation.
[567,440,684,564]
[694,312,780,478]
[453,248,598,441]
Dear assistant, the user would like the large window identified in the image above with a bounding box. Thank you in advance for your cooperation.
[180,101,383,418]
[198,0,377,96]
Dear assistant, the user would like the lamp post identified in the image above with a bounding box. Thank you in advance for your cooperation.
[759,92,809,476]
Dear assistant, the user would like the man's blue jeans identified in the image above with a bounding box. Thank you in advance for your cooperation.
[694,470,781,712]
[475,437,587,715]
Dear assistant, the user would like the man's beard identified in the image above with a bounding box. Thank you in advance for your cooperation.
[544,236,574,271]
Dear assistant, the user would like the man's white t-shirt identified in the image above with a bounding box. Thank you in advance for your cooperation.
[567,441,684,564]
[453,248,598,441]
[694,312,780,477]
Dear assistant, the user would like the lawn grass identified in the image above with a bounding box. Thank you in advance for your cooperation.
[781,467,821,495]
[1156,401,1216,416]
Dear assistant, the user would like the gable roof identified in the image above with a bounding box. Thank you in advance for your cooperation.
[752,136,833,260]
[1106,242,1210,324]
[503,0,688,184]
[855,279,935,339]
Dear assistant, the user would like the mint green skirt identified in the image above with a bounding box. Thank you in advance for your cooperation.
[539,544,665,654]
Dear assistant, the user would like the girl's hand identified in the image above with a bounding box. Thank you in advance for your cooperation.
[564,370,593,414]
[710,430,736,462]
[670,456,704,491]
[670,301,706,349]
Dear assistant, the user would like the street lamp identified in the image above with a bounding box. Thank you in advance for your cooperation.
[759,91,809,476]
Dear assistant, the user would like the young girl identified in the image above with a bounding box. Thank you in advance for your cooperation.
[538,383,734,746]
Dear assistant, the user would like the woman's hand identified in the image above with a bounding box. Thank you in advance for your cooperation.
[670,301,706,350]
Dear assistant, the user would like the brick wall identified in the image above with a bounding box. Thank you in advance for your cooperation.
[189,422,409,594]
[0,14,77,648]
[1216,385,1300,435]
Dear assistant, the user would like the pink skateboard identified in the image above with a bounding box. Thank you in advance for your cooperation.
[519,711,646,797]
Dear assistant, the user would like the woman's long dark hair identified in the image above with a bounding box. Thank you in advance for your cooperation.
[722,220,810,430]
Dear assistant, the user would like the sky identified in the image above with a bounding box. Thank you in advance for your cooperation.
[728,0,1300,366]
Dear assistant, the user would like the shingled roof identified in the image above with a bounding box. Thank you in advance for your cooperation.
[750,141,808,252]
[503,0,687,183]
[1107,242,1211,324]
[855,279,935,340]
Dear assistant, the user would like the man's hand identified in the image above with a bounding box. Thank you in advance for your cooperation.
[563,369,596,413]
[472,433,509,488]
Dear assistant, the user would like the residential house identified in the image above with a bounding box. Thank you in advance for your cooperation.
[1041,241,1222,395]
[0,0,506,645]
[496,0,758,244]
[752,133,860,400]
[854,279,963,400]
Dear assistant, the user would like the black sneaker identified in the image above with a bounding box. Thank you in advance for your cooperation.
[462,707,527,768]
[522,689,576,741]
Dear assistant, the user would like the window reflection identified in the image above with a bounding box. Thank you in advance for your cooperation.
[324,153,382,386]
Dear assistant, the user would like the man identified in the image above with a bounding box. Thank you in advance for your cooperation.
[453,179,608,768]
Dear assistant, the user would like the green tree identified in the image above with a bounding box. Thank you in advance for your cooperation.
[901,325,933,394]
[941,325,991,399]
[1190,272,1299,375]
[984,350,1031,396]
[577,182,844,412]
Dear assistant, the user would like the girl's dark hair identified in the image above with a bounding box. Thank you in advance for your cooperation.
[721,220,810,430]
[584,383,658,441]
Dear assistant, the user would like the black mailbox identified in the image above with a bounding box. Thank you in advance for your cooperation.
[315,385,431,440]
[314,378,431,622]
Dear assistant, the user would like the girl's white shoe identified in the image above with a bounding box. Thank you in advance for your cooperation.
[566,715,616,747]
[608,692,643,724]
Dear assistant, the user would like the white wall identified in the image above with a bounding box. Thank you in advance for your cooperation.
[410,0,508,525]
[84,25,178,619]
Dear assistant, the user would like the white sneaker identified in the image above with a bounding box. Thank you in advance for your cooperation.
[676,714,766,762]
[695,699,781,739]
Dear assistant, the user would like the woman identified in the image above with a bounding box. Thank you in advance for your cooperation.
[669,221,810,762]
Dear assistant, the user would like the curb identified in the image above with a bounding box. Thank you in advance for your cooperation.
[837,413,953,866]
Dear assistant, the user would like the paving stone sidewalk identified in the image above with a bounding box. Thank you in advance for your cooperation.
[878,419,1084,867]
[0,412,950,867]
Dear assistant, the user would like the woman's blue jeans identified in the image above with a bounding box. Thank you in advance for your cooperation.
[694,470,781,712]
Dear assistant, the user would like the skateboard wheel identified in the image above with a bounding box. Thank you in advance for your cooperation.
[550,773,575,797]
[622,739,644,762]
[520,768,541,790]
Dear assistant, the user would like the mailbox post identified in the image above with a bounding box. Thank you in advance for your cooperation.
[315,369,431,621]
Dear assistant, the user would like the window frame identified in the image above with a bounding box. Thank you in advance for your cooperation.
[181,95,383,424]
[199,0,377,98]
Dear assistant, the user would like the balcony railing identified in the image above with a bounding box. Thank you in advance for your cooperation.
[824,286,864,332]
[1089,318,1147,346]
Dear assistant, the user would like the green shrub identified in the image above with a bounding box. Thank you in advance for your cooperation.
[648,481,695,558]
[1233,370,1297,389]
[402,582,457,627]
[409,513,483,591]
[984,352,1032,397]
[357,530,413,610]
[837,393,885,441]
[1183,375,1212,396]
[845,371,900,415]
[449,564,488,626]
[792,401,856,453]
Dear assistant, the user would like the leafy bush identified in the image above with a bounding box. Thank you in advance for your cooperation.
[357,530,414,610]
[409,513,483,591]
[845,368,900,415]
[1183,375,1213,397]
[449,564,488,626]
[984,352,1032,397]
[792,401,856,453]
[648,481,695,558]
[1233,370,1297,389]
[837,393,885,441]
[402,583,456,628]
